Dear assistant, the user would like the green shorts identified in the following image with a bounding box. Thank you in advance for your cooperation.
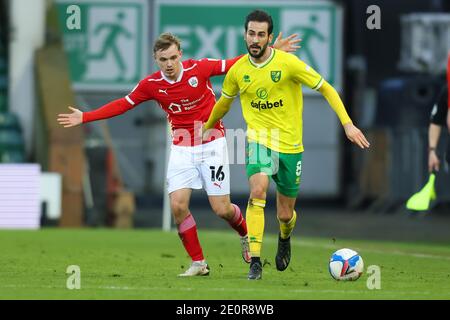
[246,142,303,198]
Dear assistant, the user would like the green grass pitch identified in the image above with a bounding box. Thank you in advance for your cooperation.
[1,228,450,299]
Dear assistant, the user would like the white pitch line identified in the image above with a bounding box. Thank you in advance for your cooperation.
[295,239,450,261]
[0,283,442,297]
[214,232,450,261]
[79,285,450,297]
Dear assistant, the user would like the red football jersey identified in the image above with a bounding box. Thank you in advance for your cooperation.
[83,56,242,146]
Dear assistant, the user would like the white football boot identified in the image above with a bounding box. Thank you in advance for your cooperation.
[178,261,210,277]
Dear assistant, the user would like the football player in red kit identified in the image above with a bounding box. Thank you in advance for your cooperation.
[57,32,300,277]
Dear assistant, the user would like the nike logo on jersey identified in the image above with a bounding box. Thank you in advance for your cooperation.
[159,89,168,95]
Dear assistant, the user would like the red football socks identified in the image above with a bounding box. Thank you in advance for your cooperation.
[228,204,248,237]
[177,213,204,262]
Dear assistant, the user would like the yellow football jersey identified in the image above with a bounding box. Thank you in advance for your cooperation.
[222,48,324,153]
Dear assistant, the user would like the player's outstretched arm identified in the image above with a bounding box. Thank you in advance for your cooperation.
[318,81,370,149]
[57,96,135,128]
[342,122,370,149]
[57,106,82,128]
[447,111,450,134]
[273,32,301,53]
[202,96,234,139]
[219,32,301,76]
[428,123,442,172]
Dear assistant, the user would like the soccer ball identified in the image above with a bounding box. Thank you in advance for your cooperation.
[329,248,364,281]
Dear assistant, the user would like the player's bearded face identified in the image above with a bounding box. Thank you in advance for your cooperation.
[245,21,272,59]
[154,44,182,80]
[247,40,269,58]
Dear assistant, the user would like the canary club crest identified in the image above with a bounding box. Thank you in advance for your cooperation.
[271,71,281,82]
[188,76,198,87]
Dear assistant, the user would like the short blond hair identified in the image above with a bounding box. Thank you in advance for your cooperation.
[153,32,181,54]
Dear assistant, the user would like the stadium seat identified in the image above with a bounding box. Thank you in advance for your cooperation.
[0,112,22,131]
[0,44,6,113]
[0,112,26,163]
[0,149,25,162]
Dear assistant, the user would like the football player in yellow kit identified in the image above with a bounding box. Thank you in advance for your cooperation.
[204,10,370,280]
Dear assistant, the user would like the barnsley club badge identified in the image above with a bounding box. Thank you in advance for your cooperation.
[188,76,198,87]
